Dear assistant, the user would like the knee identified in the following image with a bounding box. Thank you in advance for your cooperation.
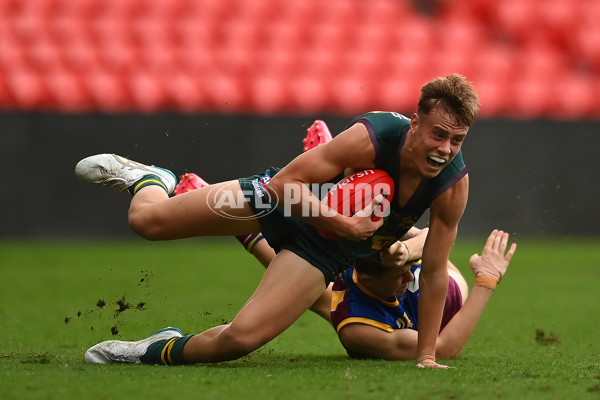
[219,326,266,357]
[128,210,163,240]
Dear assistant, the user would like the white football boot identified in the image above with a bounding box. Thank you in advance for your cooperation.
[75,154,177,195]
[84,327,184,364]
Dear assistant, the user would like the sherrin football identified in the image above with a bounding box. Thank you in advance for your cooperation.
[318,169,394,239]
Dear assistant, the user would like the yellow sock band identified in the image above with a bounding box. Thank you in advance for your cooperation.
[160,337,178,365]
[133,179,166,195]
[246,233,264,253]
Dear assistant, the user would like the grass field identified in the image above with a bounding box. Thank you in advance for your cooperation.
[1,237,599,400]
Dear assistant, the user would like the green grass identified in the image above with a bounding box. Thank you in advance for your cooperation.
[1,237,599,400]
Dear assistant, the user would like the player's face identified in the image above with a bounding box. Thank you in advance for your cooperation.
[369,265,415,300]
[407,105,468,178]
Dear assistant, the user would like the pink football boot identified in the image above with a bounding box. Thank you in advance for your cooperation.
[173,173,209,195]
[303,120,332,152]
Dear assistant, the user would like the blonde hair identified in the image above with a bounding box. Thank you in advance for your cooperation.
[417,73,480,127]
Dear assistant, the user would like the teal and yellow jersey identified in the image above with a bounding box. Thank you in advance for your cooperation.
[339,112,468,256]
[238,112,468,283]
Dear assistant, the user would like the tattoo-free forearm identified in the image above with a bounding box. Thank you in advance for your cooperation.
[435,285,493,359]
[416,265,449,362]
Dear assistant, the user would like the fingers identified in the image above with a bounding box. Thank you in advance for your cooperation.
[371,193,386,218]
[471,230,517,281]
[348,195,390,241]
[381,240,410,267]
[416,359,454,369]
[383,240,402,255]
[468,253,480,271]
[505,242,517,262]
[490,229,503,252]
[351,218,383,241]
[485,229,518,265]
[498,230,509,254]
[363,215,384,237]
[356,194,385,218]
[487,229,511,255]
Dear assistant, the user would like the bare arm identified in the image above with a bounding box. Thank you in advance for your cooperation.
[435,286,493,359]
[339,322,418,360]
[339,230,516,361]
[416,174,469,368]
[338,286,494,361]
[266,124,382,240]
[249,239,276,268]
[436,230,517,358]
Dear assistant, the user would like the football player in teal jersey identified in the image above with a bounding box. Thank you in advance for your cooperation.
[170,121,513,362]
[77,74,480,368]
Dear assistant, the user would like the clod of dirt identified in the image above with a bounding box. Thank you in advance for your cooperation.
[535,329,561,345]
[115,296,133,316]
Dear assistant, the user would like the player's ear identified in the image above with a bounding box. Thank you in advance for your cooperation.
[356,272,374,284]
[409,113,419,135]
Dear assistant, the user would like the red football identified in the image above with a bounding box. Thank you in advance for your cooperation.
[318,169,395,239]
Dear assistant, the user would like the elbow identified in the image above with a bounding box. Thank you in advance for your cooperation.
[435,338,463,360]
[443,350,462,360]
[436,349,462,360]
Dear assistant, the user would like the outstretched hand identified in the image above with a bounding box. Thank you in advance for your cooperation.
[469,229,517,280]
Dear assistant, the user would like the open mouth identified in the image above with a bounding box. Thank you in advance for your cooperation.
[427,156,447,168]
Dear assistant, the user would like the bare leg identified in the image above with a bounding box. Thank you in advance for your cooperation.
[128,180,262,240]
[250,239,277,268]
[307,286,333,323]
[447,260,469,304]
[249,238,332,323]
[182,250,326,362]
